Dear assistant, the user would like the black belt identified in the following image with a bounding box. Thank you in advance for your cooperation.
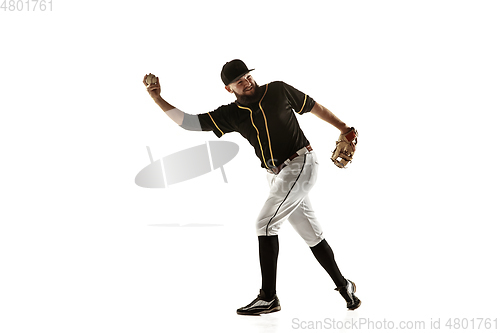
[269,145,313,175]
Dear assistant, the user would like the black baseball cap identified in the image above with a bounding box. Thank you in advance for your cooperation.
[221,59,254,86]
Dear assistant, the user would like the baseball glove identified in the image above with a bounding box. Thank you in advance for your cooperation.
[331,127,358,168]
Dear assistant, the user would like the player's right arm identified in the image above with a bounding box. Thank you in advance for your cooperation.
[143,74,185,125]
[143,73,234,134]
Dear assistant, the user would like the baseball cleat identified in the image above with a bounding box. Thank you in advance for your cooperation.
[335,279,361,310]
[237,289,281,315]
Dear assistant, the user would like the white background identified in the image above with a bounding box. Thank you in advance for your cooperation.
[1,1,499,332]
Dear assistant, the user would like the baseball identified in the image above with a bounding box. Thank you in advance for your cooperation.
[146,74,157,86]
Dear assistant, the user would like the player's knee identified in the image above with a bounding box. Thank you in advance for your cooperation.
[305,235,325,247]
[256,220,280,237]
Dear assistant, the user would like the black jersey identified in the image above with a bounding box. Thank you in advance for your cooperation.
[181,81,316,169]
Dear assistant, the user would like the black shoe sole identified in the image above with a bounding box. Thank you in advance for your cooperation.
[237,305,281,316]
[348,299,361,311]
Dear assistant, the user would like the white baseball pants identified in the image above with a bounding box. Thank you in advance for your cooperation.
[256,150,324,247]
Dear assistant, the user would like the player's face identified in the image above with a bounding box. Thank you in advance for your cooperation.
[226,73,261,104]
[228,73,257,96]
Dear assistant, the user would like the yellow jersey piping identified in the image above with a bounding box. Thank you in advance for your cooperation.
[258,85,275,167]
[207,112,224,136]
[297,94,308,114]
[237,104,269,168]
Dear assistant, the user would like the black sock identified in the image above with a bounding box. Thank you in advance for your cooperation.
[310,239,347,288]
[258,235,279,299]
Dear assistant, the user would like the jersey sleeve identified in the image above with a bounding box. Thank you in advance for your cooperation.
[180,105,236,138]
[282,81,316,115]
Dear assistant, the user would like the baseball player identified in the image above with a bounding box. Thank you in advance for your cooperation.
[143,59,361,315]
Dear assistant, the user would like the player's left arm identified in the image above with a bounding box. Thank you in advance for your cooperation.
[310,102,350,134]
